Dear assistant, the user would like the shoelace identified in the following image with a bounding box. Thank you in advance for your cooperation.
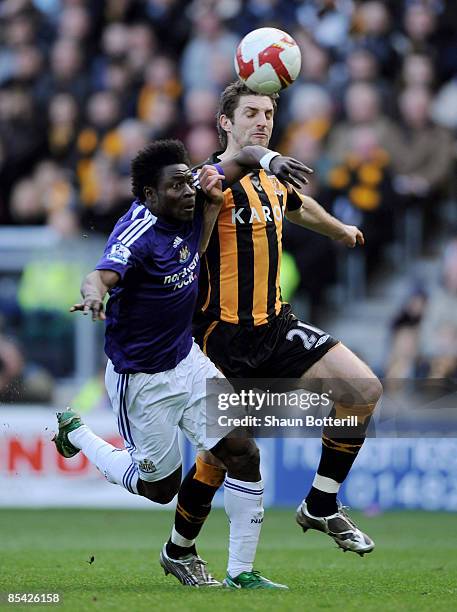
[339,506,358,530]
[246,570,264,583]
[189,557,216,584]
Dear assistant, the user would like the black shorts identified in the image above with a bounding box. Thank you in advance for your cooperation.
[193,304,339,382]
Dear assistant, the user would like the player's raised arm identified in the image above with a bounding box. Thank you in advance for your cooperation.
[198,165,225,256]
[217,145,313,188]
[70,269,120,321]
[285,191,365,248]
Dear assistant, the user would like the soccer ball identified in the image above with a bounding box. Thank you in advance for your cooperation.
[234,27,302,95]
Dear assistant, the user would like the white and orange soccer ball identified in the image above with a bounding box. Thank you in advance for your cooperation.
[234,27,302,95]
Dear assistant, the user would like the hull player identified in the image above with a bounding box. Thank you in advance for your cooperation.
[166,81,381,572]
[54,139,312,588]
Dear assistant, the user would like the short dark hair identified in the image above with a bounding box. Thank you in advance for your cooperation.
[131,139,190,201]
[216,80,279,148]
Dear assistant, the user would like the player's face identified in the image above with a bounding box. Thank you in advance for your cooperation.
[156,164,196,223]
[226,95,274,148]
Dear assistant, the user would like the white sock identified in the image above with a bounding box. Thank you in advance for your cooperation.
[68,425,138,494]
[224,476,264,578]
[312,474,340,494]
[171,526,195,549]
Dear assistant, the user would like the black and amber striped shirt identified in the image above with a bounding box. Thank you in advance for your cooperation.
[197,153,303,327]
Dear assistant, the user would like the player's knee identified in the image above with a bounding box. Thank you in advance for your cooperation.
[223,442,260,479]
[137,467,181,504]
[360,376,383,408]
[335,376,382,422]
[138,479,178,504]
[152,488,177,505]
[340,376,382,409]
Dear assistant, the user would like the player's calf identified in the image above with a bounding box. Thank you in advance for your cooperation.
[207,435,287,588]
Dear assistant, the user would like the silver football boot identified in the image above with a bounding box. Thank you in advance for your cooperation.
[296,500,375,556]
[159,544,221,587]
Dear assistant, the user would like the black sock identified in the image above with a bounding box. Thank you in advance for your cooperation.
[306,410,372,517]
[166,540,197,559]
[167,463,221,559]
[306,487,338,517]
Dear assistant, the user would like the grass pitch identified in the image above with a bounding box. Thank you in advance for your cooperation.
[1,509,456,611]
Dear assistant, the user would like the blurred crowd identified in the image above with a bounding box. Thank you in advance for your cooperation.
[1,0,457,398]
[385,234,457,381]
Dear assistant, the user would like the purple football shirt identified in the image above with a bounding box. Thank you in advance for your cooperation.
[96,199,203,374]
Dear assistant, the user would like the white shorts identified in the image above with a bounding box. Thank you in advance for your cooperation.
[105,342,226,482]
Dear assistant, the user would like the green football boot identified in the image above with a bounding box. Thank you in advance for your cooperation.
[52,408,83,458]
[223,570,288,590]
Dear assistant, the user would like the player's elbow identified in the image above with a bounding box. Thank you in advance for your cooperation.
[285,208,305,226]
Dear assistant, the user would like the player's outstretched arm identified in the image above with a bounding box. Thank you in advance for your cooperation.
[198,165,225,256]
[286,193,365,248]
[70,269,120,321]
[219,146,313,188]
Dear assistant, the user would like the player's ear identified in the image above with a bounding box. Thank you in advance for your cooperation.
[219,114,231,135]
[143,186,156,204]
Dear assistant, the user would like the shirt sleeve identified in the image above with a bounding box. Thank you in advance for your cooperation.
[285,186,304,212]
[192,189,205,233]
[95,216,150,279]
[193,165,228,193]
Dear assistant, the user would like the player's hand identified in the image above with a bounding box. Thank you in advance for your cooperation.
[270,156,313,189]
[199,164,225,205]
[336,225,365,248]
[70,298,106,321]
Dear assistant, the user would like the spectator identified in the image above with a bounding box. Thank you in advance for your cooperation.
[326,81,403,166]
[142,0,191,53]
[352,0,398,76]
[141,93,178,139]
[91,22,131,90]
[35,38,90,106]
[0,89,46,219]
[183,88,219,128]
[400,52,435,90]
[126,23,156,82]
[418,240,457,377]
[137,55,181,123]
[393,86,454,213]
[185,124,219,164]
[342,45,393,112]
[402,2,438,55]
[57,4,91,44]
[295,0,352,53]
[10,177,44,225]
[281,85,334,159]
[326,124,395,267]
[0,329,53,403]
[181,5,237,91]
[47,92,80,164]
[384,286,428,382]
